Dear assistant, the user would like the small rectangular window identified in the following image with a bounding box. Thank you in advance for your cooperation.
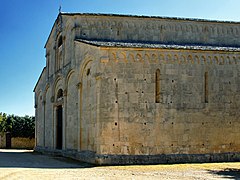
[204,72,208,103]
[156,69,160,103]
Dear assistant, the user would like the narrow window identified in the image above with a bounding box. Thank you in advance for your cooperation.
[156,69,160,103]
[56,35,63,71]
[204,72,208,103]
[58,36,63,47]
[57,89,63,100]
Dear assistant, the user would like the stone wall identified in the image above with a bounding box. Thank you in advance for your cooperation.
[63,14,240,47]
[11,138,35,149]
[97,46,240,156]
[0,134,34,149]
[74,42,101,152]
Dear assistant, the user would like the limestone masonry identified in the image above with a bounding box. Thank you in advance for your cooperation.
[34,13,240,165]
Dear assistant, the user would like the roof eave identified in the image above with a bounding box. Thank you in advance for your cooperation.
[75,39,240,52]
[33,67,46,92]
[44,13,63,48]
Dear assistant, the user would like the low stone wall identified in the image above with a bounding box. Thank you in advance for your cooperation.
[0,134,34,149]
[11,137,35,149]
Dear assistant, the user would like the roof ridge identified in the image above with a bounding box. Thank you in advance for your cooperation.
[60,12,240,24]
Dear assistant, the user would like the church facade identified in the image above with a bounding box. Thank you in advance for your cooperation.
[34,13,240,165]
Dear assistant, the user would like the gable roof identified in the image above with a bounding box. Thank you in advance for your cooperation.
[44,12,240,49]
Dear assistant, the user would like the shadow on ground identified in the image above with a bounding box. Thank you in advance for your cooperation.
[0,150,94,169]
[208,168,240,179]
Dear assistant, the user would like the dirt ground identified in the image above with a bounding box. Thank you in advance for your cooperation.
[0,149,240,179]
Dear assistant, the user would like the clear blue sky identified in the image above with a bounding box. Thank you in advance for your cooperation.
[1,0,240,116]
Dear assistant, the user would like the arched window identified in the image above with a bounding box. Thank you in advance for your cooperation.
[155,69,160,103]
[57,89,63,99]
[58,36,63,47]
[56,35,63,71]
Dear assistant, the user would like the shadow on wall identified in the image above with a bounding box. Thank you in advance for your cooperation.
[208,168,240,179]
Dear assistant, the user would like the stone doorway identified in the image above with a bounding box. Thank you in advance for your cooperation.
[56,105,63,149]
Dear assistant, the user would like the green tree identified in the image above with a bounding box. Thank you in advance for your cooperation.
[11,115,35,138]
[0,113,8,133]
[0,113,35,138]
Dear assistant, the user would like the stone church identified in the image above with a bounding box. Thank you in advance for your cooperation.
[34,13,240,165]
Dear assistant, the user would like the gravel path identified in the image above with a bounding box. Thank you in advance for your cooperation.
[0,149,240,179]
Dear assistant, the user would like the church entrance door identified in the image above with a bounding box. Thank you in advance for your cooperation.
[56,105,63,149]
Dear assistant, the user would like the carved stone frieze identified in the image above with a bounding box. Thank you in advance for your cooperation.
[107,49,240,65]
